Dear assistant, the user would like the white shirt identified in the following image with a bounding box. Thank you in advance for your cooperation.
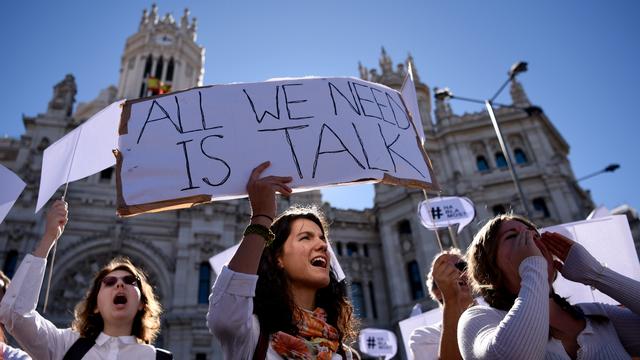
[458,244,640,360]
[207,266,353,360]
[409,322,441,360]
[0,254,156,360]
[2,343,31,360]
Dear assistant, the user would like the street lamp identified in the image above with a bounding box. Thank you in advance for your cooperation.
[436,61,533,217]
[577,163,621,182]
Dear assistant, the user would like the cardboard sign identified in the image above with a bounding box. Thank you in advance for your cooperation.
[418,196,476,233]
[116,77,438,216]
[544,215,640,305]
[359,328,398,359]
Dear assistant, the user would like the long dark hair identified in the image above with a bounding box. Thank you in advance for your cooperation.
[254,205,357,347]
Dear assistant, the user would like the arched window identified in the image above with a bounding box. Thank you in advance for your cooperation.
[3,250,18,278]
[495,152,508,169]
[155,56,164,79]
[166,58,175,82]
[197,262,211,304]
[346,242,358,257]
[350,282,367,318]
[407,260,424,300]
[514,148,528,164]
[532,197,550,218]
[476,156,490,172]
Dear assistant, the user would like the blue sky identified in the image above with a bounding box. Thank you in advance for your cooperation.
[2,1,638,213]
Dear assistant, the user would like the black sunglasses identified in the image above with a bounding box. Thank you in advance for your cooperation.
[102,275,139,288]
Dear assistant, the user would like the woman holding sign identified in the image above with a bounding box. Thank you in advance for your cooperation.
[458,214,640,359]
[208,162,359,359]
[0,200,172,359]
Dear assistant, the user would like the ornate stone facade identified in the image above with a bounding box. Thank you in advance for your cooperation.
[0,6,597,359]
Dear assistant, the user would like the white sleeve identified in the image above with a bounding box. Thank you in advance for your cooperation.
[206,266,260,359]
[458,256,549,360]
[409,325,440,360]
[0,254,78,360]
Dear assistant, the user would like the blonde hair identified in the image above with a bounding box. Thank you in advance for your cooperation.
[72,257,162,343]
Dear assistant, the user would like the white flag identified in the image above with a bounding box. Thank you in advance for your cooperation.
[0,164,26,224]
[401,63,425,144]
[36,100,123,212]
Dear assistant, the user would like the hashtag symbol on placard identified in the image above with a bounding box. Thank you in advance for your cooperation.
[367,336,376,349]
[431,206,443,220]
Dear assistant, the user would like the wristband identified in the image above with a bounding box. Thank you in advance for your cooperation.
[244,224,275,247]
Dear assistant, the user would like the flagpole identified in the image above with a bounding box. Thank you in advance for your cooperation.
[43,127,82,314]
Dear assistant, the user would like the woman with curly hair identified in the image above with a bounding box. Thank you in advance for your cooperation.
[208,162,359,359]
[459,213,640,359]
[0,200,171,359]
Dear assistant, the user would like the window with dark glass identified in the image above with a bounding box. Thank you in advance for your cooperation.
[407,260,425,300]
[198,262,211,304]
[346,242,358,257]
[363,244,369,258]
[100,167,114,182]
[336,242,343,256]
[3,250,18,278]
[166,58,175,81]
[368,281,378,319]
[398,220,412,235]
[476,156,490,171]
[533,197,550,218]
[492,204,507,216]
[514,148,528,164]
[351,282,367,318]
[495,152,508,169]
[195,354,207,360]
[155,56,164,79]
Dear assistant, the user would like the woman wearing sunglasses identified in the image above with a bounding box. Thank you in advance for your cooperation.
[458,214,640,359]
[0,200,171,359]
[207,162,358,359]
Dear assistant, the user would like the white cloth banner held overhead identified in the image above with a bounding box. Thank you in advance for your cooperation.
[36,100,124,212]
[543,215,640,305]
[116,77,439,216]
[0,165,26,224]
[418,196,476,234]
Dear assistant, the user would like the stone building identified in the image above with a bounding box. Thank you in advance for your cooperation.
[0,5,597,359]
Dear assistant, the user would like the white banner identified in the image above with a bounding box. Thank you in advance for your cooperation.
[418,196,475,233]
[36,100,123,212]
[0,165,26,224]
[116,77,438,216]
[544,215,640,305]
[398,307,442,360]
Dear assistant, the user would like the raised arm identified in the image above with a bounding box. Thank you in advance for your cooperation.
[459,229,549,360]
[207,162,291,358]
[228,161,292,274]
[0,200,77,359]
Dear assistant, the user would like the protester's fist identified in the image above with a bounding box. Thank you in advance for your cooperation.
[246,162,292,223]
[432,254,464,302]
[44,200,68,242]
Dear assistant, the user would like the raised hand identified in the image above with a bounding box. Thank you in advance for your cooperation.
[246,161,292,224]
[44,200,68,242]
[432,254,464,303]
[540,231,576,273]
